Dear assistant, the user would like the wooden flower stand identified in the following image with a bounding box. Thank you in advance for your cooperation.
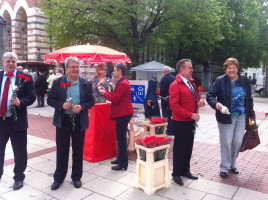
[128,118,148,151]
[142,121,168,137]
[134,143,170,195]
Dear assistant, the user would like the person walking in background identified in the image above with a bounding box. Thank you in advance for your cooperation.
[35,70,47,107]
[144,79,161,119]
[17,66,23,72]
[47,70,56,92]
[47,57,95,190]
[206,57,255,178]
[31,69,38,82]
[54,68,64,80]
[99,63,134,171]
[160,66,175,135]
[0,52,36,190]
[169,59,205,186]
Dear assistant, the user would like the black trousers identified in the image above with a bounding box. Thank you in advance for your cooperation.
[115,114,132,167]
[36,95,44,107]
[161,101,172,134]
[172,120,195,177]
[0,117,27,181]
[54,115,85,182]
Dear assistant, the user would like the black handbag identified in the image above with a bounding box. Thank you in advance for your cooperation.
[240,119,260,152]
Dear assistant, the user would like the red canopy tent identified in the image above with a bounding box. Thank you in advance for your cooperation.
[44,44,131,64]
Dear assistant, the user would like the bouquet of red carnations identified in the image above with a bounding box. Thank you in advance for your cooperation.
[149,117,167,124]
[135,136,172,148]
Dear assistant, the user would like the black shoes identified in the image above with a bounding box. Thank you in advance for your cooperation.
[220,171,228,178]
[181,172,198,180]
[111,164,127,170]
[173,176,183,186]
[111,159,118,165]
[73,180,82,188]
[231,168,239,174]
[51,181,61,190]
[13,181,23,190]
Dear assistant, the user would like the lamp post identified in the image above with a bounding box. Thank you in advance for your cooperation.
[0,16,7,70]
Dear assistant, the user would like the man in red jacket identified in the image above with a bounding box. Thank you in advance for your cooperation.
[169,59,205,186]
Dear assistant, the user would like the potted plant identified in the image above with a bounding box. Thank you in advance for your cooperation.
[134,136,172,195]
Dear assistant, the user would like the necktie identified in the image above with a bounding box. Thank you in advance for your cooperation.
[187,80,196,102]
[0,76,10,117]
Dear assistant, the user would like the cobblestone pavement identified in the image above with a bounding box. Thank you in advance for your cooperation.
[1,94,268,200]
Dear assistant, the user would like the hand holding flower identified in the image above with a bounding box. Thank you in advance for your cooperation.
[197,99,205,108]
[11,97,20,106]
[63,102,73,110]
[98,88,106,95]
[71,105,82,114]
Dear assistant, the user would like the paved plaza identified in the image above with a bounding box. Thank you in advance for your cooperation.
[0,93,268,200]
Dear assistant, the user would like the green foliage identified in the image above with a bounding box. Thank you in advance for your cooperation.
[41,0,267,69]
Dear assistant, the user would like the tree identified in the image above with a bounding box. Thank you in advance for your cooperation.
[41,0,182,65]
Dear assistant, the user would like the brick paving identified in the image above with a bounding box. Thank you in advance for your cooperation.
[5,96,267,195]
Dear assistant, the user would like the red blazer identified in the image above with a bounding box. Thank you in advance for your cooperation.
[169,75,200,121]
[103,77,134,119]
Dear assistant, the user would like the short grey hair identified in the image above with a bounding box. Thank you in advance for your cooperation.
[65,57,79,68]
[2,52,18,61]
[176,59,191,72]
[115,63,127,76]
[163,66,171,73]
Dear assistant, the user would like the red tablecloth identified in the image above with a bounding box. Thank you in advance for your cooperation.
[83,102,116,162]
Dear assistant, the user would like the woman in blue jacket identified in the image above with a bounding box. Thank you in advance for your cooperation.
[206,58,255,179]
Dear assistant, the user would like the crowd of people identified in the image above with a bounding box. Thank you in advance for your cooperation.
[0,51,255,191]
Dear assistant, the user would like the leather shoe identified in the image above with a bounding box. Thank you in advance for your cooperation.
[111,159,118,165]
[73,180,82,188]
[13,181,23,190]
[173,176,183,186]
[231,168,239,174]
[220,171,228,178]
[181,172,198,180]
[51,181,61,190]
[111,164,127,170]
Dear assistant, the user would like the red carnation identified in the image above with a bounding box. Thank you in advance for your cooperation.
[25,76,31,82]
[60,83,66,88]
[17,74,26,79]
[198,85,204,92]
[265,113,268,116]
[66,82,72,87]
[7,72,14,77]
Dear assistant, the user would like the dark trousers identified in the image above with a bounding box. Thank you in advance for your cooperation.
[36,95,44,107]
[172,120,195,177]
[161,101,172,135]
[115,114,132,167]
[54,115,85,182]
[0,117,27,181]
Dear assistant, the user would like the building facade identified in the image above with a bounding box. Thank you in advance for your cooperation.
[0,0,49,63]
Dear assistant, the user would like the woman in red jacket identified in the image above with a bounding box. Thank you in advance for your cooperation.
[99,63,134,170]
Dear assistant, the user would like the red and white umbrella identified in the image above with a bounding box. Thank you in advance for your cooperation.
[44,44,131,64]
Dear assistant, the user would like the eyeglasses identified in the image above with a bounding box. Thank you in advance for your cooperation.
[69,66,80,69]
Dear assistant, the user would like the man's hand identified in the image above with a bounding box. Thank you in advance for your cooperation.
[11,97,20,106]
[191,113,200,122]
[197,99,205,108]
[63,102,73,110]
[71,105,82,114]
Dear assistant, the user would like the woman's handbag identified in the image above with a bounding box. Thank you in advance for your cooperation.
[240,119,260,152]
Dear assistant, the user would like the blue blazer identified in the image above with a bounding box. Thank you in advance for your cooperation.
[47,75,95,131]
[0,70,36,131]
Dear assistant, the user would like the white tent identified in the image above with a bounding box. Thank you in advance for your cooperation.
[131,61,175,81]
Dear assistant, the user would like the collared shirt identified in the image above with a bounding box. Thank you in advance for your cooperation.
[179,75,191,90]
[0,70,17,117]
[65,77,80,114]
